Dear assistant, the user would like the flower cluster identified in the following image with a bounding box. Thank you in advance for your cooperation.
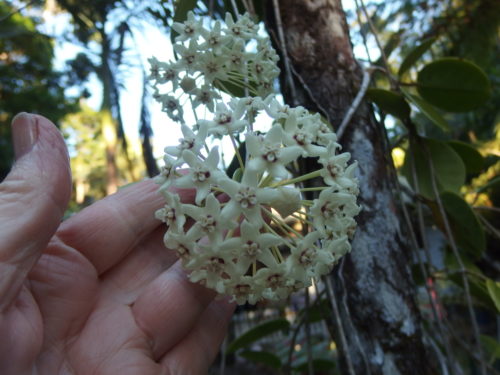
[148,12,279,123]
[151,12,360,304]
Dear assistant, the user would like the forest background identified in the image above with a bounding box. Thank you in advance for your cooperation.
[1,0,499,374]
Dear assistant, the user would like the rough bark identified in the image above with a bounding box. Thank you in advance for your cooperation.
[268,1,433,374]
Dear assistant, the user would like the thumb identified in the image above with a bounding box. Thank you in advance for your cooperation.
[0,113,72,311]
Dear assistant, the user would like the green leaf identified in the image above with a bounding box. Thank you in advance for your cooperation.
[239,350,282,369]
[417,58,491,112]
[441,192,485,257]
[480,335,500,364]
[214,79,246,98]
[486,279,500,313]
[401,89,450,132]
[444,253,493,309]
[293,358,336,373]
[398,37,437,76]
[365,88,411,120]
[226,318,290,353]
[403,138,465,198]
[447,141,484,174]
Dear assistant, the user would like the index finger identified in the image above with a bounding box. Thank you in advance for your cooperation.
[57,180,195,274]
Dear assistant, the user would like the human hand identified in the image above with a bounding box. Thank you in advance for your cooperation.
[0,113,235,374]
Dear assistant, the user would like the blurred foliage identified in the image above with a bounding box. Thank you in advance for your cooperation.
[0,0,77,181]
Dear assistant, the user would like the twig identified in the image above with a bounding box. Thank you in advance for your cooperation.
[336,259,372,374]
[422,138,487,375]
[337,68,372,140]
[323,276,356,375]
[0,0,36,23]
[271,0,298,105]
[477,213,500,239]
[305,288,314,375]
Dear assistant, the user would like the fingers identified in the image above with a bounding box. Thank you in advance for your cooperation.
[57,180,195,275]
[161,298,235,374]
[0,113,71,311]
[131,261,220,359]
[99,227,179,304]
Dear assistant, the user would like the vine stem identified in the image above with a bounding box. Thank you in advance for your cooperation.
[337,68,372,140]
[271,0,298,106]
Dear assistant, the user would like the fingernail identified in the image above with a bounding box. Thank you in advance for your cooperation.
[12,112,38,159]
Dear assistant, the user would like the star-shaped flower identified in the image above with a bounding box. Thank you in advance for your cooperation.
[175,148,224,204]
[220,220,282,274]
[218,170,276,227]
[246,125,302,178]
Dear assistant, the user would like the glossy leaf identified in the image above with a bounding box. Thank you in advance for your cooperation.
[240,350,282,369]
[417,58,491,112]
[226,318,290,353]
[402,89,450,131]
[399,37,437,76]
[366,88,411,120]
[447,140,484,174]
[486,279,500,313]
[441,191,485,257]
[403,138,465,198]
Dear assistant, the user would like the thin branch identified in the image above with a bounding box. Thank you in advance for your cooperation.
[0,0,36,23]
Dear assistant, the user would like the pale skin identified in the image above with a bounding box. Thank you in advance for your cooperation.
[0,113,235,374]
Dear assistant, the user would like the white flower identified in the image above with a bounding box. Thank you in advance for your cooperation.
[183,193,233,242]
[191,84,221,112]
[218,169,276,227]
[246,125,303,178]
[155,191,186,233]
[173,40,200,73]
[154,154,181,192]
[186,241,235,293]
[283,113,327,157]
[201,102,247,136]
[254,263,290,300]
[200,20,229,52]
[287,232,334,283]
[224,276,263,305]
[175,148,224,204]
[310,188,360,232]
[220,220,282,274]
[165,123,208,158]
[198,51,228,83]
[172,11,203,42]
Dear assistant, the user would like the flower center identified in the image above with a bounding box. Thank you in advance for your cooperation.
[235,187,257,209]
[263,145,280,163]
[216,112,232,125]
[267,273,285,289]
[299,248,315,265]
[193,167,211,182]
[177,245,190,260]
[242,240,261,258]
[199,214,216,232]
[206,257,225,273]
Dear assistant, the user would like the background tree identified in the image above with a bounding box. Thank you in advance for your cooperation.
[0,0,76,181]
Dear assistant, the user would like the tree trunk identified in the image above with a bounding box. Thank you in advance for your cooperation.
[268,1,433,373]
